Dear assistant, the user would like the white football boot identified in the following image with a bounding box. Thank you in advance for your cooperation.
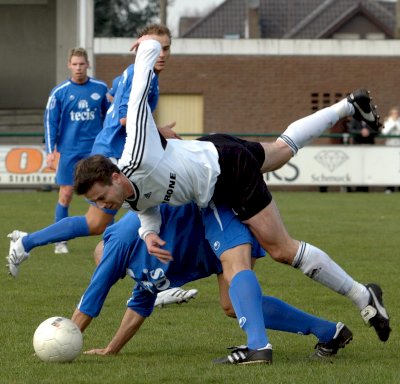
[6,230,29,277]
[154,287,198,308]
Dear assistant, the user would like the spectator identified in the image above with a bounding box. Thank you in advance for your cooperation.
[346,117,378,192]
[381,107,400,193]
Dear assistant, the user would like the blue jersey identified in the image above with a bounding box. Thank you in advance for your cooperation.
[108,75,121,98]
[44,77,109,154]
[77,203,265,319]
[90,64,159,159]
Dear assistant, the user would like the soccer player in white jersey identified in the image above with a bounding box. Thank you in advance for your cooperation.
[44,47,110,254]
[72,38,390,363]
[72,203,353,362]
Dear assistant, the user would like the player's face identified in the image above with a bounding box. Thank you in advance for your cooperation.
[153,34,171,73]
[68,56,89,83]
[85,178,125,211]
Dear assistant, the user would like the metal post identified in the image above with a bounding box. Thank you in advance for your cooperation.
[160,0,167,26]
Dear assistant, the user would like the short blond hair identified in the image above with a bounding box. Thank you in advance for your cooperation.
[138,24,171,40]
[68,47,89,63]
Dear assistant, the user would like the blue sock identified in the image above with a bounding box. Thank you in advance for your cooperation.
[229,270,269,350]
[55,203,69,223]
[22,216,90,252]
[262,296,336,343]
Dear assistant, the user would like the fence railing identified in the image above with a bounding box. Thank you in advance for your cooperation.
[1,132,399,141]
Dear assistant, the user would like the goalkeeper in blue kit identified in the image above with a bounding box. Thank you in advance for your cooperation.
[72,203,352,362]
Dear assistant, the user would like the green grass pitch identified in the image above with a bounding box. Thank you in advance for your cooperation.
[0,191,398,383]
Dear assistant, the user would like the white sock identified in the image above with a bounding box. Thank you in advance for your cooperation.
[330,98,355,119]
[279,101,354,154]
[347,281,370,310]
[292,241,354,296]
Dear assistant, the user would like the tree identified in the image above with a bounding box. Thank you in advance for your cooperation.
[95,0,160,37]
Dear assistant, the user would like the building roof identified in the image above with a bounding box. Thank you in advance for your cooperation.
[180,0,396,39]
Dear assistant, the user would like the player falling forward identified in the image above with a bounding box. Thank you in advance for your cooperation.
[71,39,390,361]
[9,38,390,363]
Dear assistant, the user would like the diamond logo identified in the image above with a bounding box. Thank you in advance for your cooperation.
[91,92,101,101]
[314,150,349,172]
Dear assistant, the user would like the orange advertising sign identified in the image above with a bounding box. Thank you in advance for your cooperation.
[0,146,57,186]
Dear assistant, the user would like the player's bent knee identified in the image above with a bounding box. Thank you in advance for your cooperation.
[85,208,114,235]
[268,248,293,264]
[58,187,74,205]
[88,221,109,235]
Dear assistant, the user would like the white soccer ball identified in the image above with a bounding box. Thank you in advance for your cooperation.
[33,316,83,362]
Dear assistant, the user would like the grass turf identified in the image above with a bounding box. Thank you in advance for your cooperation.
[0,191,398,383]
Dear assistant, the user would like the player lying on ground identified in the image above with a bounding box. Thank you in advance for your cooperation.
[72,36,390,365]
[71,203,353,364]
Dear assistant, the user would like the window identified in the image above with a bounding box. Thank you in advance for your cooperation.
[311,92,344,112]
[154,94,204,138]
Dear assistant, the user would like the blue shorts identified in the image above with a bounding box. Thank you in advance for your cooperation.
[56,152,90,186]
[202,202,265,259]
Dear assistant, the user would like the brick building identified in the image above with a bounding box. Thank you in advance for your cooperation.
[95,39,400,141]
[95,0,400,140]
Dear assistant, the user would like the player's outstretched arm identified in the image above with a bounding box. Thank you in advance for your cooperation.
[83,308,146,356]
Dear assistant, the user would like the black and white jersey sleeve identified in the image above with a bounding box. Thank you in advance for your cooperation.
[118,40,221,237]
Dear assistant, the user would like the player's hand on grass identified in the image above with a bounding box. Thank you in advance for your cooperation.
[84,348,114,356]
[144,233,173,264]
[158,121,181,139]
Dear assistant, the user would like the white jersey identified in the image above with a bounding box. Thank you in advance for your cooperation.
[118,40,220,238]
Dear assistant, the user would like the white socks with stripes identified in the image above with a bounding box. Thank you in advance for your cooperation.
[278,99,355,154]
[292,241,369,310]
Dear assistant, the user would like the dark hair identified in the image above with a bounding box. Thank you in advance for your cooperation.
[138,24,171,40]
[74,155,120,195]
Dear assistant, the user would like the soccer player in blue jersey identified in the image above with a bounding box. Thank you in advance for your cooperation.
[44,47,110,254]
[106,75,121,103]
[7,25,177,266]
[7,25,193,307]
[71,203,352,362]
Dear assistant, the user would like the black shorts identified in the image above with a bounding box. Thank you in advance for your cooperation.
[198,134,272,220]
